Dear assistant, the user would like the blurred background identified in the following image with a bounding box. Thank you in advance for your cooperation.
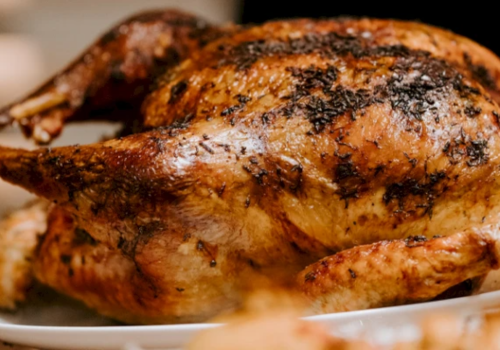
[0,0,236,106]
[0,0,497,212]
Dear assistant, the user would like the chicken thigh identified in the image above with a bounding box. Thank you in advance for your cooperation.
[1,10,500,323]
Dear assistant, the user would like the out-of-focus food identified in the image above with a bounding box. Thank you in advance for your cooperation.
[188,290,344,350]
[188,291,500,350]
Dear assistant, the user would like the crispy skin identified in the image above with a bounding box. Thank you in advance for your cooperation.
[297,232,500,313]
[33,202,248,324]
[0,200,49,309]
[2,14,500,322]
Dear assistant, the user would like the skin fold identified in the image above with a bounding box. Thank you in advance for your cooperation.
[1,10,500,323]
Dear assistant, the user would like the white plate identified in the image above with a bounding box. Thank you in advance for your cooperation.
[2,125,500,349]
[1,288,500,350]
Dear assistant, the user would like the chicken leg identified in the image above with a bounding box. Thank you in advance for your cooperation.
[298,231,500,313]
[0,9,226,144]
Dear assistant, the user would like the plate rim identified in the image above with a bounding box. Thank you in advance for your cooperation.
[2,290,500,350]
[1,289,500,332]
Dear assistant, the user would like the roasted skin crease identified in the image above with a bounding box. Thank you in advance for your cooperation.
[2,10,500,323]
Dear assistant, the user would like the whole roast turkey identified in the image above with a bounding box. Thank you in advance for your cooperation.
[1,9,500,324]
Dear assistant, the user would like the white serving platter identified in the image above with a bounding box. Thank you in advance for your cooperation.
[1,288,500,350]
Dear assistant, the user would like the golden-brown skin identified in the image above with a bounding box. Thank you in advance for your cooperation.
[2,11,500,323]
[298,232,500,313]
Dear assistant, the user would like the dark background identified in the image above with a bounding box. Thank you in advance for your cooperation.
[239,1,500,55]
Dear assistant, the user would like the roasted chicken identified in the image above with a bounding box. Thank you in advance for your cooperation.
[1,9,500,324]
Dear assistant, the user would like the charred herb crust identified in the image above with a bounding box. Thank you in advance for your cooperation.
[442,129,489,167]
[383,171,446,216]
[215,31,485,138]
[281,47,482,133]
[218,32,421,70]
[169,80,189,104]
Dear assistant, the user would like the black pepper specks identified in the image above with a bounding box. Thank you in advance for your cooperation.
[443,141,451,153]
[199,142,214,154]
[236,94,251,104]
[165,113,195,132]
[221,104,244,116]
[221,94,251,117]
[261,113,270,124]
[304,271,317,282]
[444,132,489,167]
[405,235,428,248]
[336,162,358,181]
[169,80,188,104]
[383,171,446,216]
[385,55,479,122]
[466,139,489,167]
[465,106,482,118]
[404,153,418,168]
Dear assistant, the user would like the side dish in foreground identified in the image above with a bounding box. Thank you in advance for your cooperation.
[188,291,500,350]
